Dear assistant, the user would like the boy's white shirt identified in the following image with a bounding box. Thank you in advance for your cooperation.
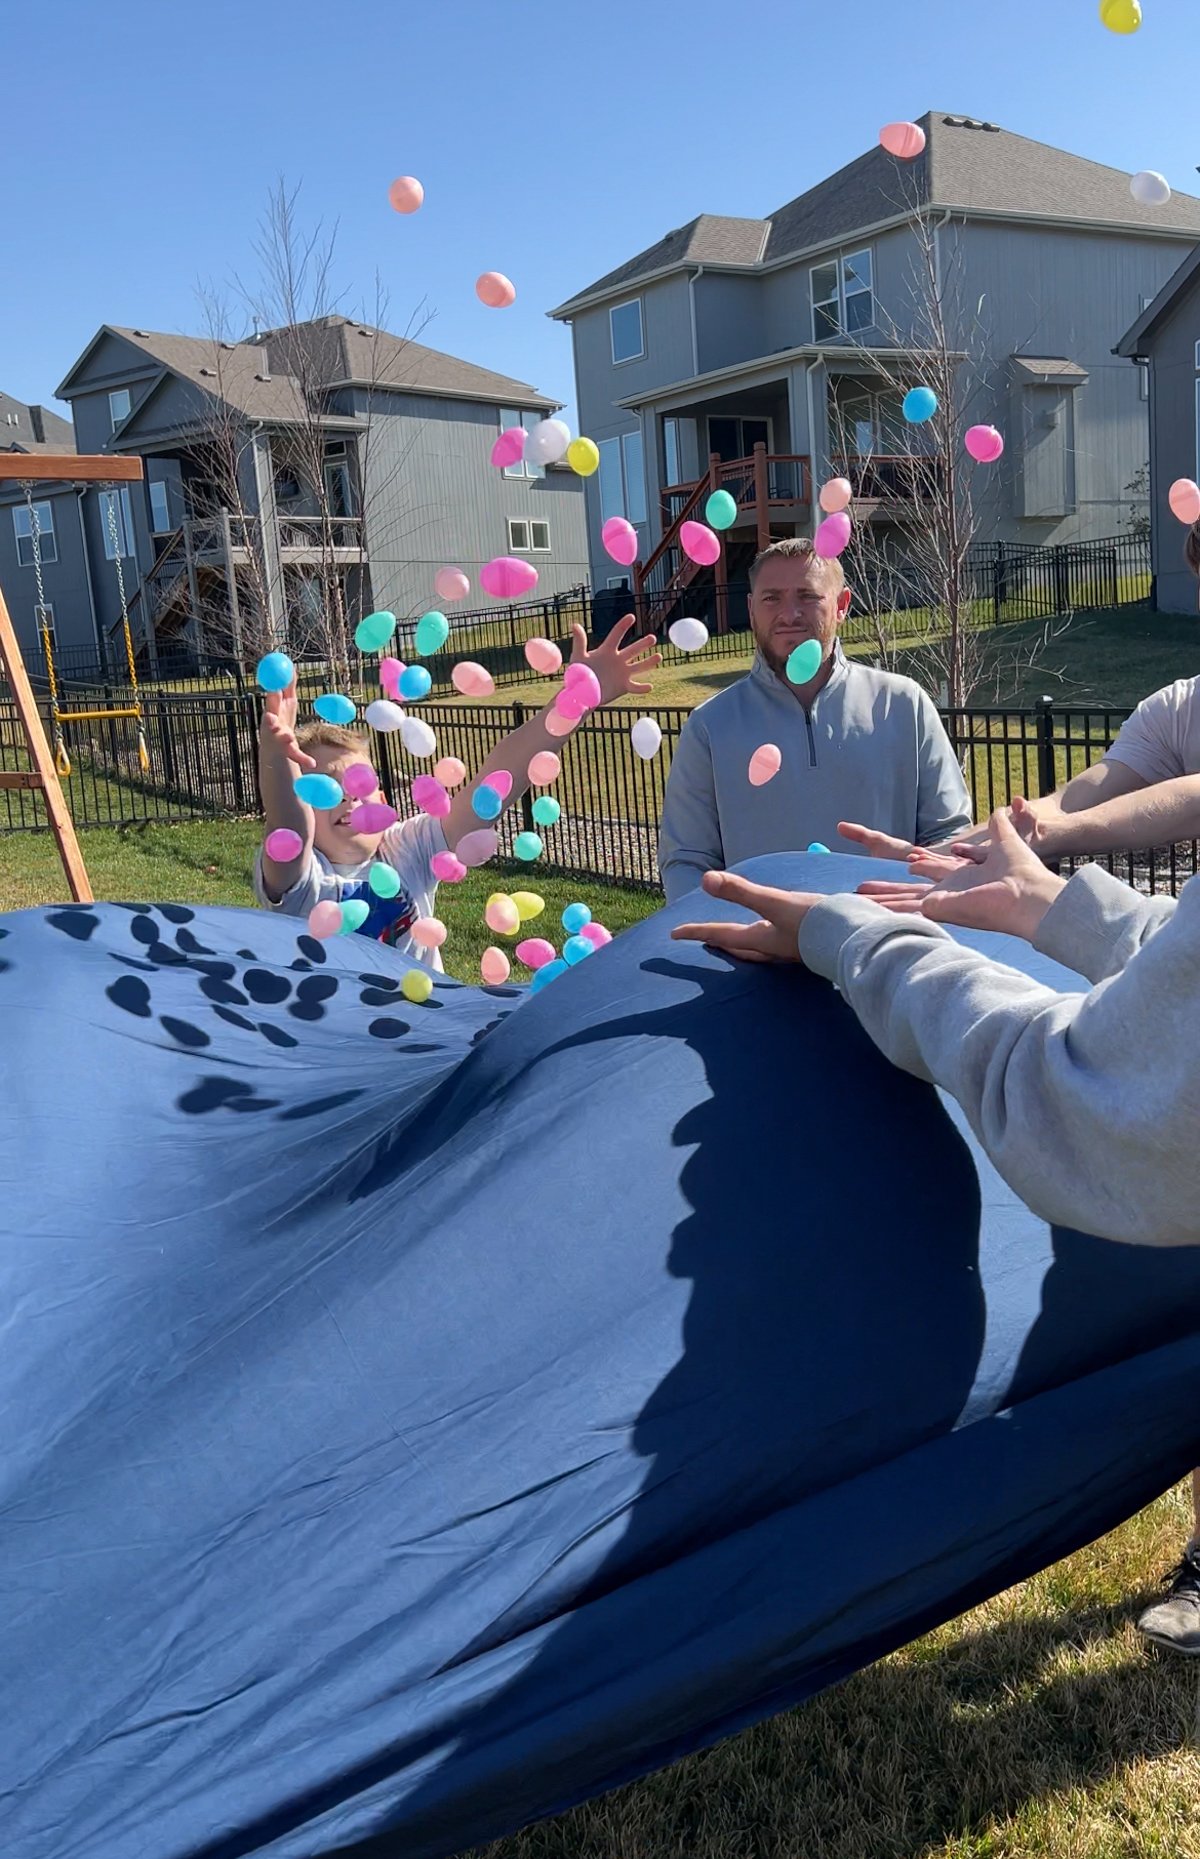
[253,813,448,967]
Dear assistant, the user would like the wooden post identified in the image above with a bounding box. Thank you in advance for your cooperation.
[753,442,770,554]
[0,585,93,901]
[710,454,729,637]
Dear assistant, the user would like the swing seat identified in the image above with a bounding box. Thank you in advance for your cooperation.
[55,707,144,724]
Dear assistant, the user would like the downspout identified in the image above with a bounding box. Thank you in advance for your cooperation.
[75,487,102,669]
[931,208,952,302]
[688,265,704,377]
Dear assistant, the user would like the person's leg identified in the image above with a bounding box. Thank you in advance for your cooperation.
[1136,1471,1200,1655]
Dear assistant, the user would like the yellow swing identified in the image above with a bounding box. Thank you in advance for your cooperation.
[22,474,150,776]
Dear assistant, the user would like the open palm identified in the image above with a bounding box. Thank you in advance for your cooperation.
[572,614,662,704]
[858,806,1066,943]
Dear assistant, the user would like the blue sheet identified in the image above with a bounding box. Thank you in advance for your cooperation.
[4,852,1200,1859]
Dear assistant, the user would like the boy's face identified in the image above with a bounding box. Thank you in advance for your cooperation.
[310,746,387,865]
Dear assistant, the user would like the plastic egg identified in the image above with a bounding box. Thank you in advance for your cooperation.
[514,831,544,862]
[786,640,824,685]
[964,425,1005,464]
[455,828,499,867]
[525,418,571,466]
[471,784,504,822]
[341,762,379,799]
[401,968,435,1003]
[481,556,539,599]
[294,772,344,809]
[529,958,568,993]
[525,637,563,674]
[434,755,467,788]
[516,937,556,969]
[1131,170,1171,208]
[476,271,516,308]
[434,567,470,603]
[669,617,709,653]
[561,902,591,934]
[1168,479,1200,524]
[814,511,852,559]
[808,841,831,854]
[679,520,721,566]
[630,717,663,759]
[491,427,527,469]
[348,801,398,833]
[355,610,397,652]
[256,651,294,693]
[314,692,357,724]
[388,176,424,214]
[400,715,437,758]
[264,827,303,862]
[415,610,450,656]
[819,476,853,514]
[398,665,432,702]
[369,863,402,898]
[430,850,468,883]
[1100,0,1142,32]
[601,517,639,566]
[580,922,612,949]
[411,775,450,817]
[748,743,782,786]
[451,661,495,697]
[485,896,521,936]
[338,899,370,935]
[511,891,545,922]
[902,386,938,424]
[544,710,577,738]
[307,900,343,939]
[879,121,927,160]
[480,948,511,986]
[532,795,561,826]
[705,489,738,529]
[555,690,589,722]
[365,699,406,733]
[563,663,602,708]
[567,437,600,476]
[410,917,447,950]
[562,934,594,966]
[528,750,561,784]
[379,656,405,695]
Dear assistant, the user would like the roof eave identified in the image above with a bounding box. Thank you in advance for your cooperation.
[614,340,967,409]
[326,375,559,409]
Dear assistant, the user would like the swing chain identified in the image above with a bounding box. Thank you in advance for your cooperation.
[24,486,71,777]
[102,490,150,773]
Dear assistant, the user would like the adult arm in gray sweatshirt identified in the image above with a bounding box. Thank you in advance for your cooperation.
[797,864,1195,1247]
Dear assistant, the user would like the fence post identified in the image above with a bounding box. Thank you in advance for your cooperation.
[513,702,536,833]
[1035,695,1056,798]
[1053,547,1069,616]
[225,695,248,813]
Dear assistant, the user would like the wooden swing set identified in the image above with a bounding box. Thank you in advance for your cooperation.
[0,452,147,904]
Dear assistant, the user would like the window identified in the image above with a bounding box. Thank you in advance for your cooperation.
[1194,340,1200,371]
[529,520,550,552]
[508,518,531,551]
[34,603,55,648]
[598,431,647,525]
[663,417,682,486]
[100,487,136,560]
[606,575,631,590]
[610,298,644,365]
[13,500,57,567]
[109,388,131,431]
[499,407,543,479]
[148,479,172,534]
[810,248,875,340]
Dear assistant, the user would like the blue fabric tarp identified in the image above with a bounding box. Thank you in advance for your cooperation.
[4,851,1200,1859]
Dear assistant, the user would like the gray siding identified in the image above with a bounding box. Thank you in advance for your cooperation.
[760,224,921,354]
[0,484,96,661]
[355,390,587,619]
[1138,286,1200,613]
[694,277,765,373]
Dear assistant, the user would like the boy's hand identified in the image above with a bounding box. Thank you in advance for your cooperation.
[858,806,1067,943]
[260,678,316,771]
[570,614,662,706]
[671,870,821,964]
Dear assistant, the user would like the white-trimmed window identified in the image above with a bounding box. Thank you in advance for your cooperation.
[610,298,644,365]
[663,417,682,486]
[508,518,552,553]
[529,520,550,552]
[1194,340,1200,371]
[34,603,56,648]
[13,500,57,567]
[148,478,172,534]
[810,248,875,340]
[100,487,136,560]
[598,430,647,526]
[499,407,544,480]
[109,388,131,431]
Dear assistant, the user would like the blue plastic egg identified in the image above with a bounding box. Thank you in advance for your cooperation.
[529,958,569,993]
[314,692,357,725]
[471,784,504,821]
[398,665,433,702]
[902,386,938,424]
[256,651,294,693]
[294,773,344,810]
[561,901,592,934]
[562,935,594,965]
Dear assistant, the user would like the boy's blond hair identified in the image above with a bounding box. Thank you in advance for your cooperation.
[295,722,371,756]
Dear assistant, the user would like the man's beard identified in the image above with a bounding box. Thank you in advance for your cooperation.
[753,627,830,680]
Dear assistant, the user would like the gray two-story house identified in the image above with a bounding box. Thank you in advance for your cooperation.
[30,318,586,671]
[552,111,1200,625]
[1117,243,1200,613]
[0,392,91,667]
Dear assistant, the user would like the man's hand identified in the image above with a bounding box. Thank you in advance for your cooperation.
[671,870,823,964]
[571,614,661,706]
[260,678,316,772]
[858,805,1068,942]
[838,819,986,863]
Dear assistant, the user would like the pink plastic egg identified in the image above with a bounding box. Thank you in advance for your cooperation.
[544,709,577,738]
[411,775,451,817]
[388,176,424,214]
[348,801,398,832]
[434,756,468,788]
[679,520,721,567]
[341,763,379,799]
[879,121,927,160]
[580,922,612,949]
[964,424,1005,465]
[563,663,602,709]
[814,511,852,559]
[264,827,303,862]
[430,851,467,883]
[555,689,589,722]
[528,750,561,784]
[1168,478,1200,524]
[819,476,853,514]
[525,637,563,674]
[476,271,516,308]
[480,947,511,986]
[481,556,539,600]
[455,828,499,867]
[601,517,639,567]
[484,896,521,935]
[379,656,405,695]
[434,566,470,602]
[451,660,496,697]
[307,900,344,939]
[491,427,527,469]
[516,937,557,969]
[410,916,447,949]
[748,742,782,787]
[483,769,514,800]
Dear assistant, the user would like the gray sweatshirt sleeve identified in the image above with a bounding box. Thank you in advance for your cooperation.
[1032,861,1177,983]
[797,873,1200,1247]
[913,689,974,846]
[658,713,723,904]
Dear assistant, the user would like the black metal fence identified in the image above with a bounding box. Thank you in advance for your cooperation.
[2,686,1194,897]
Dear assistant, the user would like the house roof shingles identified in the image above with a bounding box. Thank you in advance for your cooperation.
[556,113,1200,312]
[0,390,75,454]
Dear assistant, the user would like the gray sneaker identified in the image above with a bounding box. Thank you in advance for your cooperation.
[1137,1543,1200,1655]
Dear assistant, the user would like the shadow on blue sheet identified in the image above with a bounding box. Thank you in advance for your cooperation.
[3,852,1200,1859]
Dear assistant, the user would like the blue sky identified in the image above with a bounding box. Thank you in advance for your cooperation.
[8,0,1197,429]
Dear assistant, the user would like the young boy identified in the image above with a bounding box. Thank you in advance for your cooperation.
[254,617,660,962]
